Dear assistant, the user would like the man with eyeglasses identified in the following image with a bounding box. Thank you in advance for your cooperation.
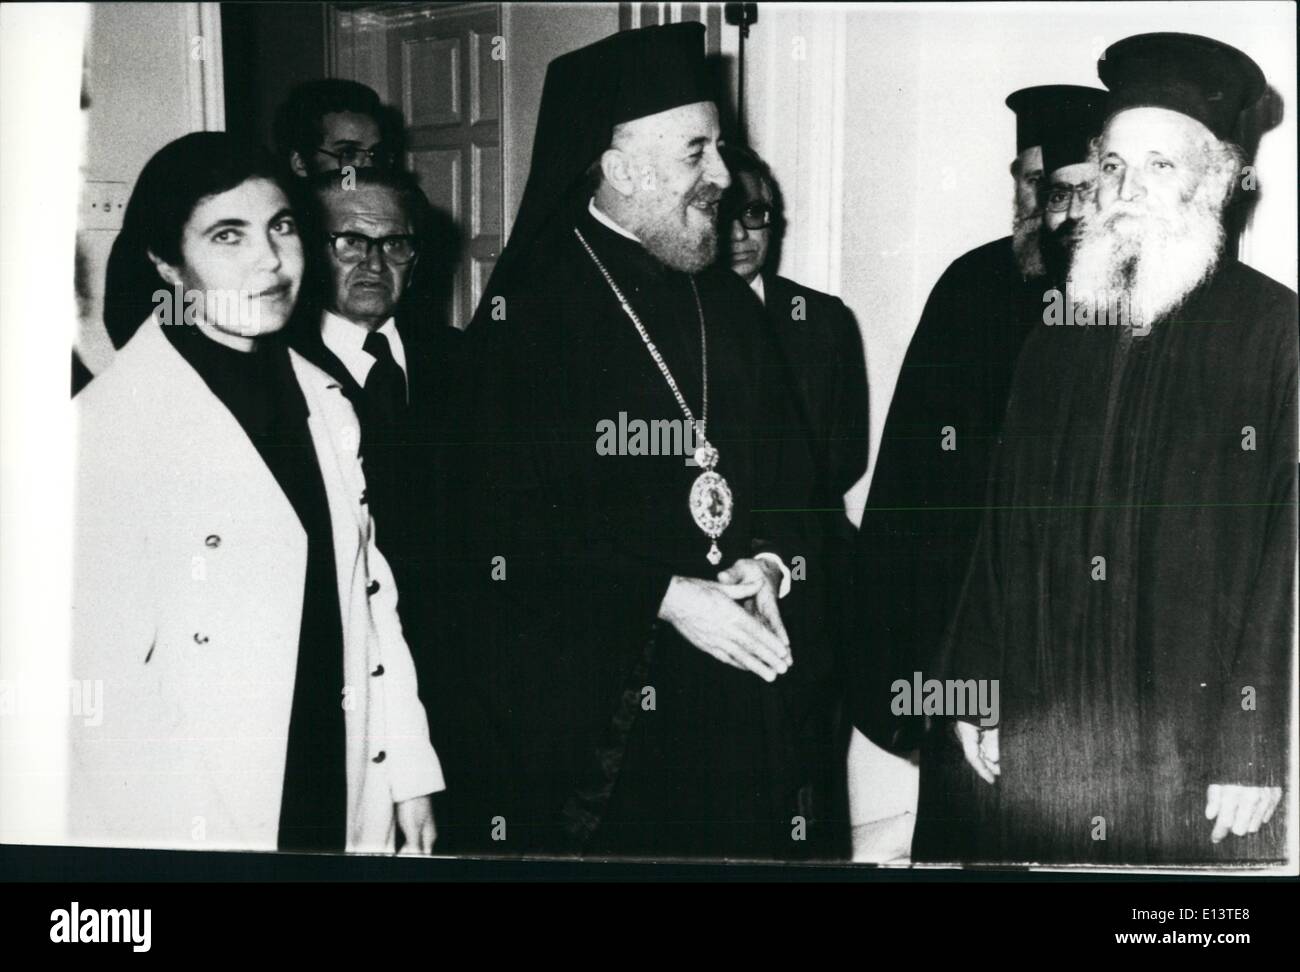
[273,78,395,178]
[294,169,458,798]
[720,143,868,858]
[1036,99,1107,286]
[722,144,869,516]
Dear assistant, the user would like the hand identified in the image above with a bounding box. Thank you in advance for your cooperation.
[1205,784,1282,844]
[954,721,1000,784]
[717,557,790,650]
[395,794,437,855]
[657,575,792,682]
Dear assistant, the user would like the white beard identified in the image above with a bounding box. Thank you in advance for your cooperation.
[1067,191,1224,334]
[639,206,718,273]
[630,180,723,274]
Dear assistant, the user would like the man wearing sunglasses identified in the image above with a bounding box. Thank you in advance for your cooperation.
[722,144,868,512]
[721,143,869,859]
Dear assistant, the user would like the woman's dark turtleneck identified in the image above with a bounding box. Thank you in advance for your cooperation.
[163,320,348,852]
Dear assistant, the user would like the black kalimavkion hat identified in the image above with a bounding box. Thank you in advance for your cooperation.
[1005,85,1108,167]
[1098,32,1266,139]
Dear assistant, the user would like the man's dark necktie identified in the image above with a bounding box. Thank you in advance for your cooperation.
[362,330,407,428]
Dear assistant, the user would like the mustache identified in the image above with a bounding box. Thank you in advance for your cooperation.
[1101,200,1173,229]
[689,184,724,206]
[1052,218,1080,240]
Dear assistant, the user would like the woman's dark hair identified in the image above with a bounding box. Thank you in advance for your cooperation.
[103,132,297,349]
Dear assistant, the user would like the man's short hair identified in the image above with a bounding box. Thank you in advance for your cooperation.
[720,143,786,237]
[273,78,386,166]
[308,167,430,239]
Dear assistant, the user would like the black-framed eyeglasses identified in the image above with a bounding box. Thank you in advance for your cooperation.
[727,201,773,230]
[1043,182,1096,213]
[315,145,393,169]
[327,231,418,265]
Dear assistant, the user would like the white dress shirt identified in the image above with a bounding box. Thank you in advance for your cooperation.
[749,273,766,306]
[321,310,408,401]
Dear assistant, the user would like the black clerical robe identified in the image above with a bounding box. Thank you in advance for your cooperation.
[943,259,1297,864]
[435,205,824,859]
[847,236,1044,861]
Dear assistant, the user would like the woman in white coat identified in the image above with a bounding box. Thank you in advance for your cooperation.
[71,133,443,853]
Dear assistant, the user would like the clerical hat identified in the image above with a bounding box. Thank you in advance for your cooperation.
[1040,88,1107,175]
[1097,32,1266,139]
[1005,85,1107,158]
[472,23,714,328]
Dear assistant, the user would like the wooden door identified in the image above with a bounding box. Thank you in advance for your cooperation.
[331,2,503,330]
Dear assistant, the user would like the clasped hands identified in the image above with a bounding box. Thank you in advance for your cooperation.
[657,557,791,682]
[954,722,1284,845]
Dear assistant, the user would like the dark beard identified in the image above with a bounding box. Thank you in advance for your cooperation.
[1011,213,1045,279]
[1041,219,1078,284]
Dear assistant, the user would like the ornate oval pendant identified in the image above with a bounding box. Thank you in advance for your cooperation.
[689,470,733,564]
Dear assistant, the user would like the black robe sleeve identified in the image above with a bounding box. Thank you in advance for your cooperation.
[1211,310,1297,786]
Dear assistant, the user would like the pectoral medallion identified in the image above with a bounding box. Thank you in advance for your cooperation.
[689,439,731,565]
[574,227,734,566]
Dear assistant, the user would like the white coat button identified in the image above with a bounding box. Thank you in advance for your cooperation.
[193,632,209,644]
[204,534,221,548]
[372,750,386,764]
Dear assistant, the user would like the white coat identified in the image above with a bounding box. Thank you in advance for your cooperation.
[68,319,444,852]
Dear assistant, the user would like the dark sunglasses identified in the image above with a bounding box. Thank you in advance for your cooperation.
[726,201,773,231]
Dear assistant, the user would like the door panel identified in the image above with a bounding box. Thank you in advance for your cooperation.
[331,3,503,330]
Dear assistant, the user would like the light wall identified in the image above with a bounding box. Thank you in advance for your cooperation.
[501,2,621,236]
[78,2,216,373]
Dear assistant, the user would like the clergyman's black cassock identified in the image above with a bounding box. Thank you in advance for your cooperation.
[846,234,1045,858]
[434,203,825,858]
[942,259,1297,864]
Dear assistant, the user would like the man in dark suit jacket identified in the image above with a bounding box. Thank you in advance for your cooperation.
[720,144,870,858]
[291,169,460,745]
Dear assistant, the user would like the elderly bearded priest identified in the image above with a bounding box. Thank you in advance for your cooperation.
[433,24,824,859]
[944,33,1297,864]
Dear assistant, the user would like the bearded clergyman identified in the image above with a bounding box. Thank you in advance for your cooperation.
[943,32,1297,864]
[430,24,825,859]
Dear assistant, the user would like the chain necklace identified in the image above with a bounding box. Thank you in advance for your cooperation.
[575,226,733,564]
